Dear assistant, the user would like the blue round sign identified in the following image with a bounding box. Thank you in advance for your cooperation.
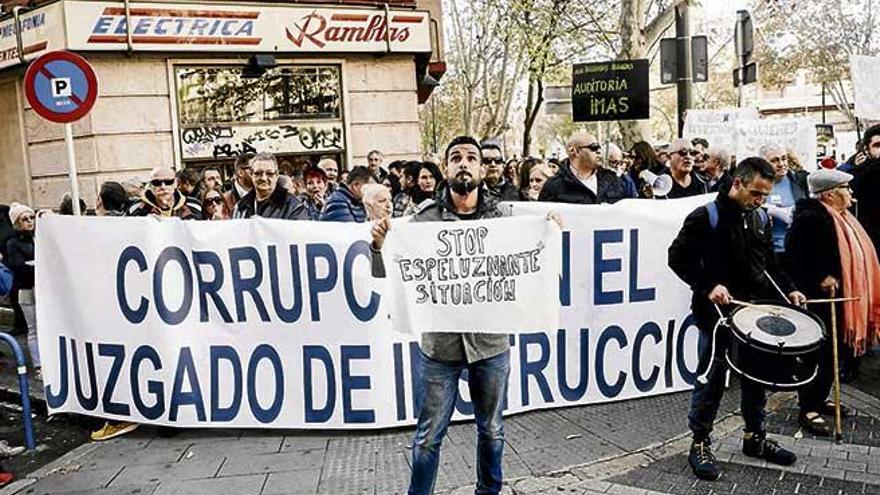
[24,51,98,123]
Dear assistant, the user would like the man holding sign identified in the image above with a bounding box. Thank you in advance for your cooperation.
[371,136,560,495]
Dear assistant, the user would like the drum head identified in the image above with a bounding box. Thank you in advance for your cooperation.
[730,303,823,350]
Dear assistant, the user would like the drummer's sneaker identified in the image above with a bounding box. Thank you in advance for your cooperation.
[688,439,721,481]
[742,432,797,466]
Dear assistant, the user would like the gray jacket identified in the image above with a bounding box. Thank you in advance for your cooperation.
[372,187,510,363]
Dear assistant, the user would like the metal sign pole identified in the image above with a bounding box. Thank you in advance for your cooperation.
[64,123,82,216]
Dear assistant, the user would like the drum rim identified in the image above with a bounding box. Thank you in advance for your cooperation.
[727,300,826,353]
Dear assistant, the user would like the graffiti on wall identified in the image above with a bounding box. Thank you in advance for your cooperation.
[180,121,344,159]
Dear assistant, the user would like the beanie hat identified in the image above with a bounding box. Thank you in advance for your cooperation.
[8,202,34,227]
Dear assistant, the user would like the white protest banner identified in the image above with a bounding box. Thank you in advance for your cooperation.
[36,197,708,429]
[850,55,880,120]
[383,216,561,334]
[683,108,759,152]
[736,117,817,171]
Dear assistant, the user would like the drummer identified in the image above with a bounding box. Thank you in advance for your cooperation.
[669,157,807,481]
[785,169,880,435]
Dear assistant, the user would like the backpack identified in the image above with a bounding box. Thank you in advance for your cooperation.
[705,201,769,231]
[0,261,12,297]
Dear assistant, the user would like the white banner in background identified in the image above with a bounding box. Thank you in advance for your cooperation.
[736,117,817,171]
[683,108,759,152]
[36,196,709,429]
[851,55,880,121]
[384,216,561,334]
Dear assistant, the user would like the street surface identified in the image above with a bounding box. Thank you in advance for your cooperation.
[2,333,880,494]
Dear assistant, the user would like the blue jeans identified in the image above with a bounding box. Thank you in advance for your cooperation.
[689,325,765,441]
[408,349,510,495]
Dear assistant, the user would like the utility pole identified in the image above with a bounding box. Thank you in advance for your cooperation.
[675,4,693,137]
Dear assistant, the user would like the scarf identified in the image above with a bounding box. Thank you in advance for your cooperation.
[821,202,880,355]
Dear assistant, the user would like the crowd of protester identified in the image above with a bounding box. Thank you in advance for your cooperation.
[0,128,879,490]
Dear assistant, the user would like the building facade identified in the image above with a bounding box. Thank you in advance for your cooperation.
[0,0,445,207]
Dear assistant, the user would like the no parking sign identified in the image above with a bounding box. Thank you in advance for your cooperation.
[24,51,97,124]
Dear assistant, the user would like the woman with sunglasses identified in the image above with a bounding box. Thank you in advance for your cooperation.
[5,203,39,378]
[202,188,231,220]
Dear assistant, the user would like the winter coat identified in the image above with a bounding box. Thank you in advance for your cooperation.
[233,186,309,220]
[5,231,34,291]
[128,190,199,220]
[851,158,880,250]
[320,184,367,223]
[784,198,841,300]
[484,179,521,202]
[538,160,629,204]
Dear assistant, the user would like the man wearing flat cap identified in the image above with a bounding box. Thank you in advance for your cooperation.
[785,169,880,436]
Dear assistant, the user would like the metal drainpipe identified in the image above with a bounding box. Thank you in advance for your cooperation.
[13,6,26,65]
[383,3,391,53]
[124,0,134,54]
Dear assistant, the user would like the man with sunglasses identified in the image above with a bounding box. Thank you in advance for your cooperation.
[223,154,254,212]
[669,157,806,482]
[232,153,309,220]
[664,139,708,199]
[538,132,629,204]
[480,141,520,202]
[129,167,199,219]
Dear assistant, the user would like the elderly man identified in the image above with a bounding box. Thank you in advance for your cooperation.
[539,132,628,204]
[603,143,638,198]
[320,166,373,223]
[129,167,199,219]
[362,183,393,220]
[318,157,340,191]
[367,149,388,182]
[223,154,253,212]
[760,144,808,254]
[232,153,308,220]
[703,146,733,193]
[370,135,511,495]
[664,138,708,199]
[786,169,880,435]
[669,157,805,481]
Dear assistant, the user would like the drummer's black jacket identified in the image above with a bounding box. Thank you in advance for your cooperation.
[668,192,797,330]
[784,198,842,300]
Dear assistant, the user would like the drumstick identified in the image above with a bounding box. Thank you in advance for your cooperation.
[805,296,861,305]
[830,293,844,443]
[729,299,764,310]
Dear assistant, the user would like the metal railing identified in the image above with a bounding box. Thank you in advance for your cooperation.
[0,332,36,451]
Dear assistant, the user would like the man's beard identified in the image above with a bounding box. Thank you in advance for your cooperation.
[449,171,479,195]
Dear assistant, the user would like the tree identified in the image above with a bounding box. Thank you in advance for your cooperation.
[755,0,880,125]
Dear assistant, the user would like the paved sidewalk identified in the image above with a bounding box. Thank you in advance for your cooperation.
[3,378,880,494]
[0,387,739,495]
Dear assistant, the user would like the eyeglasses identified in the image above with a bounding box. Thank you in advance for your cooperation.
[150,179,175,187]
[19,215,34,222]
[482,158,504,165]
[252,170,277,178]
[578,143,602,153]
[675,149,702,158]
[207,197,225,205]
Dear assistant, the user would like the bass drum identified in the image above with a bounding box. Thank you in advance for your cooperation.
[726,301,824,390]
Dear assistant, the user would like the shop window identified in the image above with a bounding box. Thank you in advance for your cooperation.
[174,64,346,166]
